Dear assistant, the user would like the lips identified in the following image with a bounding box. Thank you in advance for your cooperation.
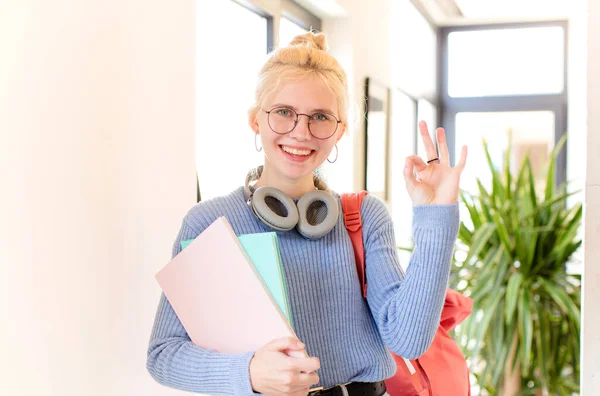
[279,145,315,162]
[281,145,312,156]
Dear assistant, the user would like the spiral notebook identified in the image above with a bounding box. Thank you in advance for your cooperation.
[156,216,303,356]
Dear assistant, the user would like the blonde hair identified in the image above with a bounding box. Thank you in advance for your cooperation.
[248,31,350,133]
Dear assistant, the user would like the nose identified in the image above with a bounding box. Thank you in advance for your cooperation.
[289,114,312,141]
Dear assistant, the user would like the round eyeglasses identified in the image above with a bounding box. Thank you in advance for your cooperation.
[262,107,341,140]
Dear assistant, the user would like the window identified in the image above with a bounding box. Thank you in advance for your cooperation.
[440,22,568,187]
[455,111,555,195]
[196,1,322,201]
[440,22,575,274]
[196,1,270,201]
[279,17,308,47]
[448,26,565,97]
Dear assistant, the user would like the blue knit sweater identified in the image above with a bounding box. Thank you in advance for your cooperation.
[146,186,459,395]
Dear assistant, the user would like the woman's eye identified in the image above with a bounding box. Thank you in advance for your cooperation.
[277,108,292,117]
[313,113,329,121]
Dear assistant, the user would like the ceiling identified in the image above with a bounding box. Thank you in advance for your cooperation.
[455,0,572,19]
[293,0,575,25]
[411,0,575,25]
[292,0,348,19]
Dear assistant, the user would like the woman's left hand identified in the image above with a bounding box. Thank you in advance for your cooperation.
[403,121,468,206]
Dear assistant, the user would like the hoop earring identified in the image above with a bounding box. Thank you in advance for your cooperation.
[327,144,338,163]
[254,133,262,152]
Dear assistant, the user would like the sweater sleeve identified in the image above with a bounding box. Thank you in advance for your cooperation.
[146,216,260,395]
[361,196,459,359]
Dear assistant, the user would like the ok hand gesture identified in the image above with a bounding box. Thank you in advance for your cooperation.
[403,121,468,206]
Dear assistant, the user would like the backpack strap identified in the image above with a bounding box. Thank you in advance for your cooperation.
[341,191,369,298]
[341,191,430,395]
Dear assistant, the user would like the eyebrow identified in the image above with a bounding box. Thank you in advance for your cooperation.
[270,103,336,115]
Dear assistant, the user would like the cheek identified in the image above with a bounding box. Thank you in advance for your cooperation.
[322,141,337,154]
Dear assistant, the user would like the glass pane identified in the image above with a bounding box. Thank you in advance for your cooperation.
[365,81,390,201]
[455,111,555,197]
[279,17,308,47]
[196,1,266,200]
[448,27,565,97]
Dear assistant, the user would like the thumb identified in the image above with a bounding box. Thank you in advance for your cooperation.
[266,337,305,352]
[403,157,418,193]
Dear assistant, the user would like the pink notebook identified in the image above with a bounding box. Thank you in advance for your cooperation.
[155,216,305,356]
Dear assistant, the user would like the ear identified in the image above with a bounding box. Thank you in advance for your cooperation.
[249,117,259,134]
[335,122,347,143]
[249,114,259,134]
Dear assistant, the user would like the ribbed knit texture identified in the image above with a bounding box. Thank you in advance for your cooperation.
[146,186,459,395]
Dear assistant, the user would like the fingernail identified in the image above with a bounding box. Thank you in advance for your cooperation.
[298,341,305,348]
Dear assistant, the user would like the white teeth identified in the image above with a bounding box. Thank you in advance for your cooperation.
[282,146,312,156]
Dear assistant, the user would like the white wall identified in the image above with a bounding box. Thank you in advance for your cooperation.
[0,1,196,395]
[325,0,438,260]
[582,0,600,391]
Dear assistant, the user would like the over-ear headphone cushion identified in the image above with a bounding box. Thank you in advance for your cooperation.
[251,186,299,231]
[296,191,339,239]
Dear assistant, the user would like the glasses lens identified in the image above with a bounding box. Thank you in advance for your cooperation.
[309,113,338,139]
[268,108,297,134]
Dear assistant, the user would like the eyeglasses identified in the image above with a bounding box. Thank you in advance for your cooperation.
[262,107,341,140]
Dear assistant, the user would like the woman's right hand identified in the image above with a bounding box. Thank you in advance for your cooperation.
[249,337,321,396]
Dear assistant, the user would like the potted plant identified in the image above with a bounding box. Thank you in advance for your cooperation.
[451,136,582,395]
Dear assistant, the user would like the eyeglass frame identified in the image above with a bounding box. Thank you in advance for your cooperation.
[261,107,342,140]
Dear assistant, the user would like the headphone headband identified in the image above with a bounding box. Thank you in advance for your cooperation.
[244,165,330,201]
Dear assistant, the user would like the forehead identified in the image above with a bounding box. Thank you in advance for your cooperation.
[266,76,338,113]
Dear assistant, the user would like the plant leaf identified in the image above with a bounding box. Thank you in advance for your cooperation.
[534,297,550,390]
[505,272,522,324]
[483,140,506,202]
[492,211,513,255]
[464,223,496,265]
[470,290,504,364]
[518,288,533,374]
[540,279,581,328]
[545,134,566,201]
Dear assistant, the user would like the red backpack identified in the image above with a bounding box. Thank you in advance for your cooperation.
[341,191,473,396]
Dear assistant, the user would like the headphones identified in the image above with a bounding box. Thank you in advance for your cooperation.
[244,166,339,239]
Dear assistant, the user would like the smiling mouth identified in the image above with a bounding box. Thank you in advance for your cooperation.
[280,145,315,156]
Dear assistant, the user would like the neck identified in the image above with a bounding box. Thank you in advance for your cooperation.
[253,165,318,199]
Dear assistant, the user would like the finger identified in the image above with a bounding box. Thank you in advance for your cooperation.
[289,391,311,396]
[456,145,468,172]
[267,337,305,352]
[279,371,319,393]
[290,388,313,396]
[406,155,428,173]
[285,356,321,373]
[297,372,319,388]
[436,128,450,166]
[403,157,418,192]
[419,121,438,161]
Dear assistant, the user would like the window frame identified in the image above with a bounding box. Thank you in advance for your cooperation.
[438,20,569,186]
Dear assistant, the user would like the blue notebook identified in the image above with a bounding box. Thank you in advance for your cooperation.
[181,232,293,327]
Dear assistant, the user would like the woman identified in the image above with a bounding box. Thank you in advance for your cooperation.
[147,31,467,396]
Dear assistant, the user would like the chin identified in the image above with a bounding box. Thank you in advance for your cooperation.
[279,166,315,181]
[277,161,320,181]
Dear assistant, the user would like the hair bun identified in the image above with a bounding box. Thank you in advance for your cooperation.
[289,31,328,51]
